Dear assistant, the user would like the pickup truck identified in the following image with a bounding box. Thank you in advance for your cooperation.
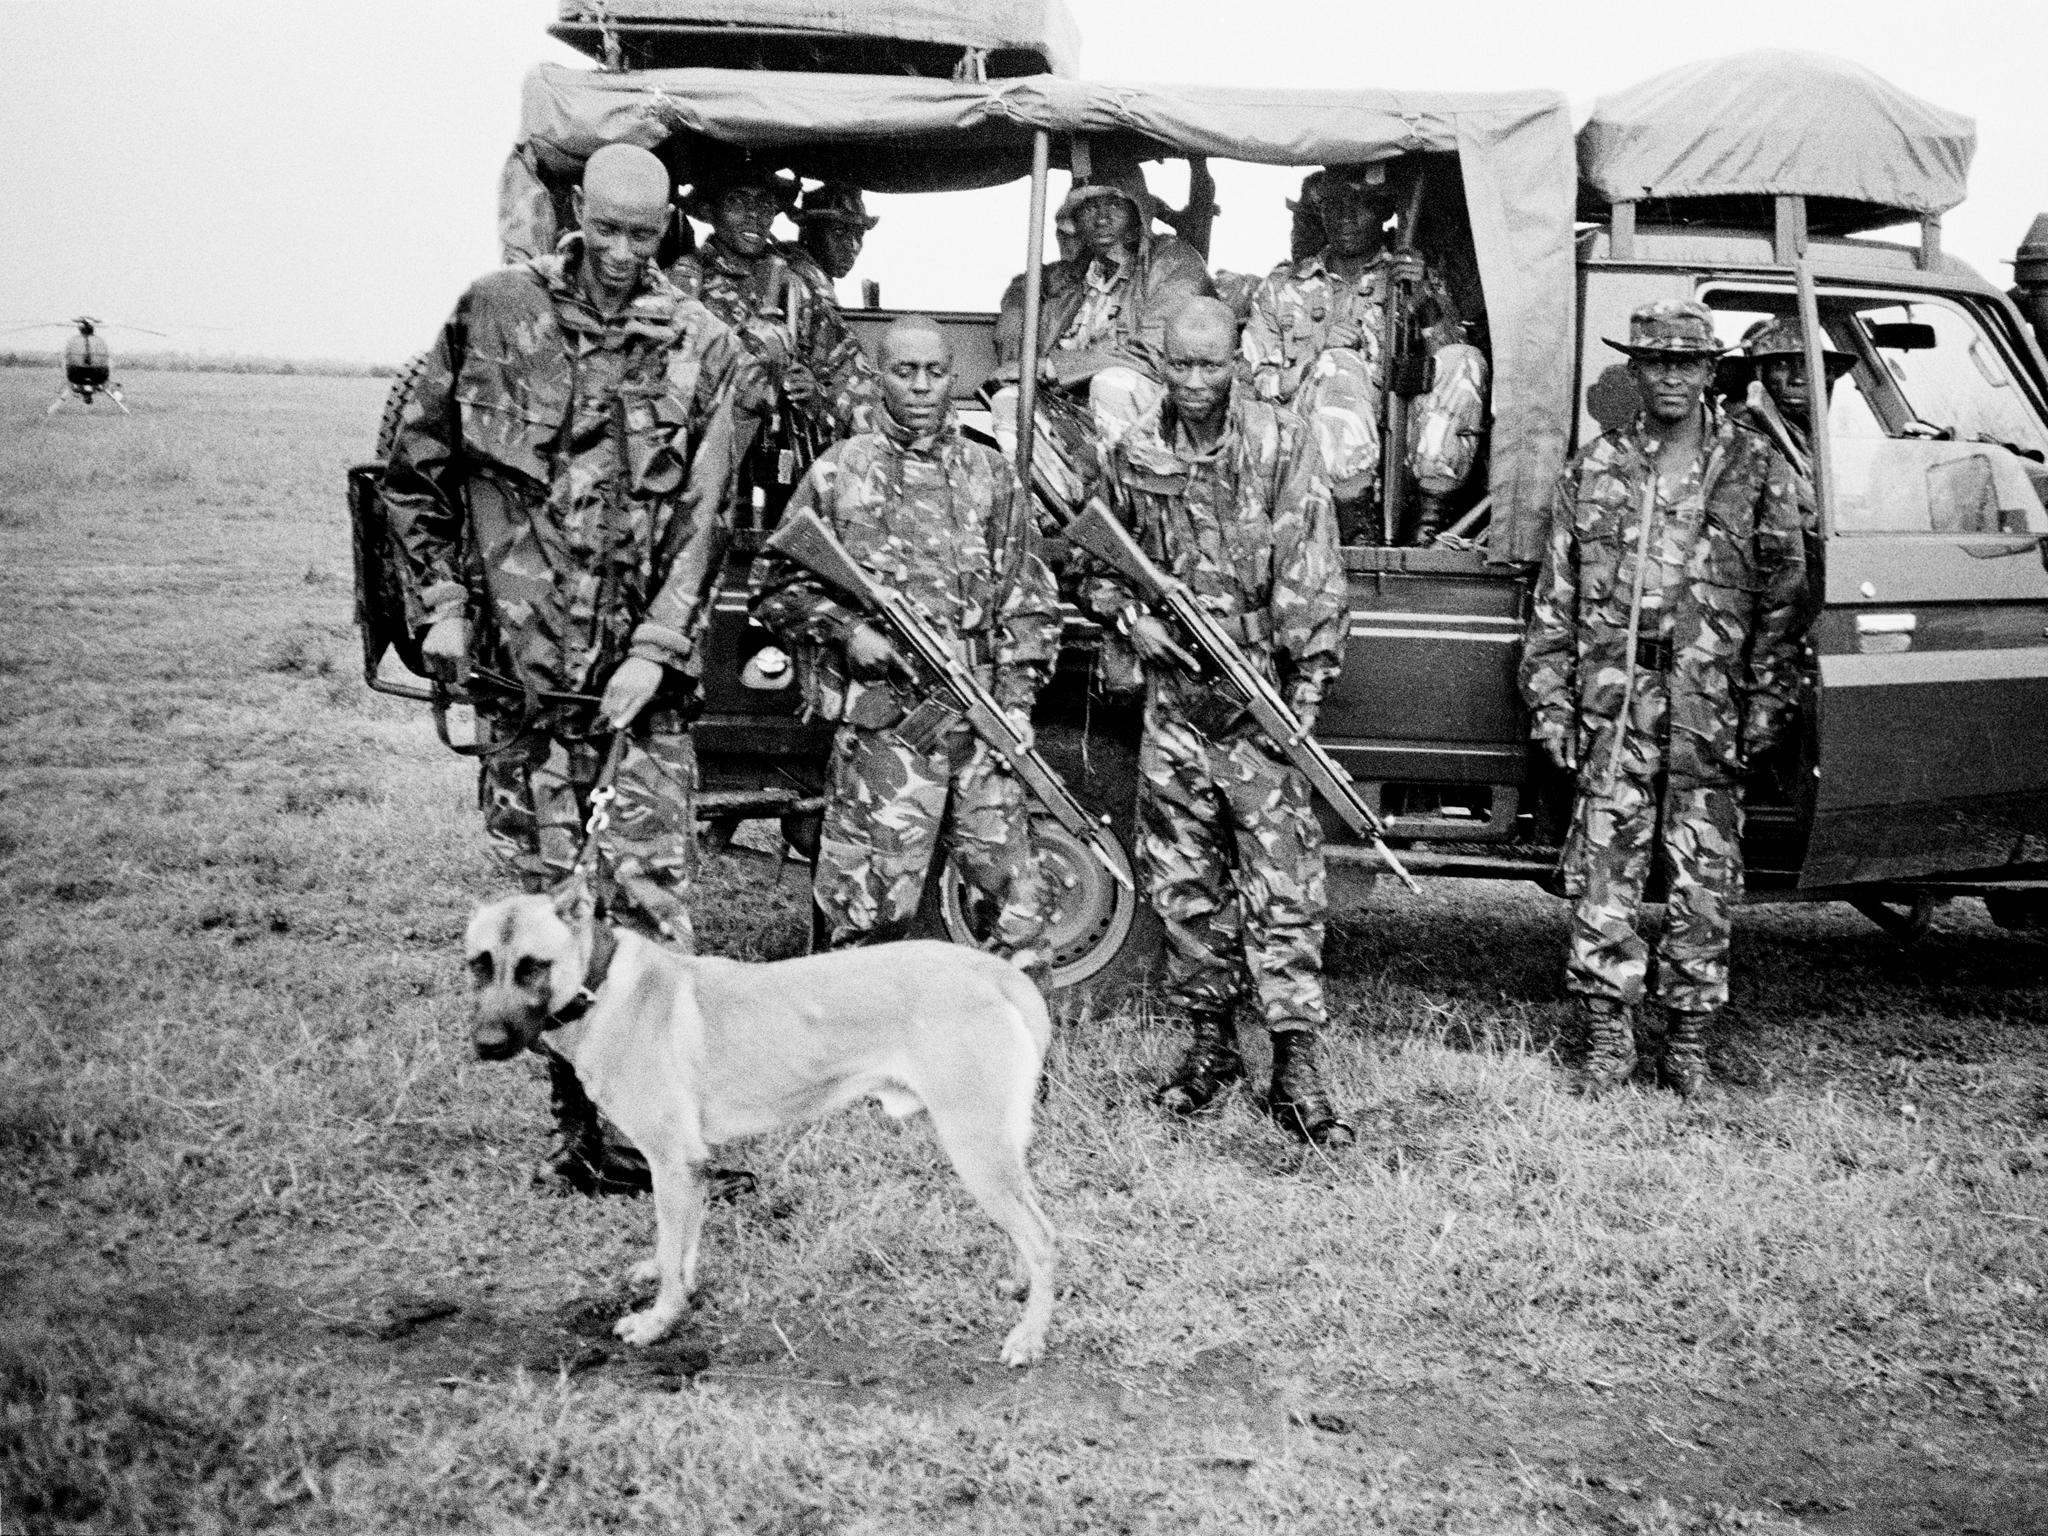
[350,23,2048,989]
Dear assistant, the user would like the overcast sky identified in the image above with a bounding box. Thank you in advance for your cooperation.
[3,0,2043,366]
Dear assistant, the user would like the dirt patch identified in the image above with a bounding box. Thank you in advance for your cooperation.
[19,1272,2043,1534]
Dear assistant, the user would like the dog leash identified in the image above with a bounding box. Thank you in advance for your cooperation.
[567,731,632,886]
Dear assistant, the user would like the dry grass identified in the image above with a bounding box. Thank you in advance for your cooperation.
[2,368,2046,1534]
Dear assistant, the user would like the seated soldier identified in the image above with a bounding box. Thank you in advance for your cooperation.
[789,181,878,293]
[989,164,1216,516]
[671,154,877,490]
[1241,165,1489,544]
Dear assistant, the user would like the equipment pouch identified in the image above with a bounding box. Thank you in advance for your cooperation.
[894,697,966,755]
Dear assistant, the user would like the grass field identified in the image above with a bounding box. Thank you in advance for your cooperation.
[2,367,2046,1535]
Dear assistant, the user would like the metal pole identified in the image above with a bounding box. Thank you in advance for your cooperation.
[1015,129,1051,503]
[1794,258,1833,538]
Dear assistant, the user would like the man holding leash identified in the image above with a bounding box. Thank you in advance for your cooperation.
[749,315,1060,960]
[1520,300,1805,1100]
[383,142,757,1191]
[1080,296,1355,1149]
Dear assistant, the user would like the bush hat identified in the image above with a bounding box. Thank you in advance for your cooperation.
[1604,299,1729,358]
[1739,316,1857,376]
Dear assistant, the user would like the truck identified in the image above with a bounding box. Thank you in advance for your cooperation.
[350,15,2048,990]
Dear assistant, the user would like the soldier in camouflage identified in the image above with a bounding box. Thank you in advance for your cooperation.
[671,158,878,475]
[1242,165,1489,545]
[384,144,756,1190]
[789,181,879,289]
[991,164,1217,515]
[1520,300,1806,1099]
[749,315,1060,959]
[1082,297,1355,1149]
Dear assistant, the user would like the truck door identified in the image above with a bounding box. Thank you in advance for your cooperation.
[1800,286,2048,887]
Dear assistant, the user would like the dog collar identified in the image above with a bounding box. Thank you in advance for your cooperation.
[545,924,617,1029]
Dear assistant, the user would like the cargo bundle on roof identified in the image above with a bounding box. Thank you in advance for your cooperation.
[550,0,1079,79]
[1578,51,1976,266]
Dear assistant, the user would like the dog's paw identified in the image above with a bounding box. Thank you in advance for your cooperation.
[613,1308,675,1347]
[998,1321,1047,1369]
[628,1259,660,1287]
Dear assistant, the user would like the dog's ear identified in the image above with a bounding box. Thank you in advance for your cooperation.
[552,870,596,928]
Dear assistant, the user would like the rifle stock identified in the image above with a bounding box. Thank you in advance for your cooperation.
[765,509,1132,892]
[1063,505,1419,893]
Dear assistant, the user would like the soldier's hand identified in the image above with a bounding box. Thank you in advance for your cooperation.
[420,616,469,682]
[1547,737,1579,775]
[1124,613,1181,666]
[600,656,666,730]
[1390,249,1428,286]
[1289,701,1319,739]
[1004,708,1035,751]
[843,622,905,682]
[782,364,820,409]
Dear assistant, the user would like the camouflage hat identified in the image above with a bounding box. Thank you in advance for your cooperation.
[1604,299,1729,358]
[1304,163,1394,210]
[796,182,878,230]
[1059,161,1162,225]
[1283,170,1326,216]
[1739,316,1856,375]
[682,153,799,221]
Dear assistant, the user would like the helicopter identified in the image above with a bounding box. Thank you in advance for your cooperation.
[2,316,164,414]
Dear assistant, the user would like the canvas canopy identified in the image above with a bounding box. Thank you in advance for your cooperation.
[505,65,1578,560]
[1579,51,1975,227]
[552,0,1081,78]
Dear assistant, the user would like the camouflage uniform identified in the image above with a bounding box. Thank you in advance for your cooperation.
[749,407,1060,953]
[1521,404,1805,1022]
[383,235,756,946]
[1082,387,1346,1033]
[670,236,878,447]
[1242,249,1488,510]
[991,178,1217,512]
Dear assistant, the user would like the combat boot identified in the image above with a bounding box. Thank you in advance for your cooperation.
[1659,1009,1722,1101]
[1154,1007,1245,1116]
[1410,492,1452,546]
[1266,1027,1355,1149]
[1571,997,1638,1098]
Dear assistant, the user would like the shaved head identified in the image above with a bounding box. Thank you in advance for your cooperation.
[1165,297,1239,356]
[583,143,671,214]
[878,314,953,370]
[574,143,674,310]
[1161,296,1239,435]
[877,314,953,435]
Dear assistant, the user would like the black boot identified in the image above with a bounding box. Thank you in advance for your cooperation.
[1266,1028,1355,1148]
[1659,1009,1722,1101]
[1154,1008,1245,1116]
[545,1053,653,1197]
[1571,997,1638,1098]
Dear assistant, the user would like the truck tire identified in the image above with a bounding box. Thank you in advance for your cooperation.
[374,351,431,461]
[923,722,1162,996]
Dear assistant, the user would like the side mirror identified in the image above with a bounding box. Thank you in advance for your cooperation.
[1868,322,1938,351]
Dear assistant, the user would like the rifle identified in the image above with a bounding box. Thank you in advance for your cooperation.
[1062,501,1420,893]
[1379,171,1434,544]
[764,508,1132,891]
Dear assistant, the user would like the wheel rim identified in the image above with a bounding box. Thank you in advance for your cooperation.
[939,815,1136,988]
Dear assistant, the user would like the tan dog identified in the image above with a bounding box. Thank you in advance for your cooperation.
[465,883,1056,1366]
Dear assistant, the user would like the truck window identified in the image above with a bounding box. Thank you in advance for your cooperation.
[1832,437,2048,536]
[1846,296,2048,459]
[1701,289,1886,442]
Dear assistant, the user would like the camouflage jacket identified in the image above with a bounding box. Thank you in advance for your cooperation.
[669,236,877,440]
[1081,386,1346,720]
[1519,409,1807,787]
[1242,248,1462,405]
[748,407,1059,726]
[383,237,756,728]
[995,233,1216,379]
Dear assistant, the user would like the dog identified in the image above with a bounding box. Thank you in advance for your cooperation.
[465,880,1056,1366]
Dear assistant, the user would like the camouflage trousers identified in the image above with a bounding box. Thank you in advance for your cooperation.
[1293,342,1489,502]
[1562,768,1744,1015]
[1137,707,1329,1032]
[814,722,1051,955]
[478,710,699,950]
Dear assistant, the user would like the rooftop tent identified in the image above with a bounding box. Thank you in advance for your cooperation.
[1577,50,1976,233]
[549,0,1081,79]
[504,67,1579,562]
